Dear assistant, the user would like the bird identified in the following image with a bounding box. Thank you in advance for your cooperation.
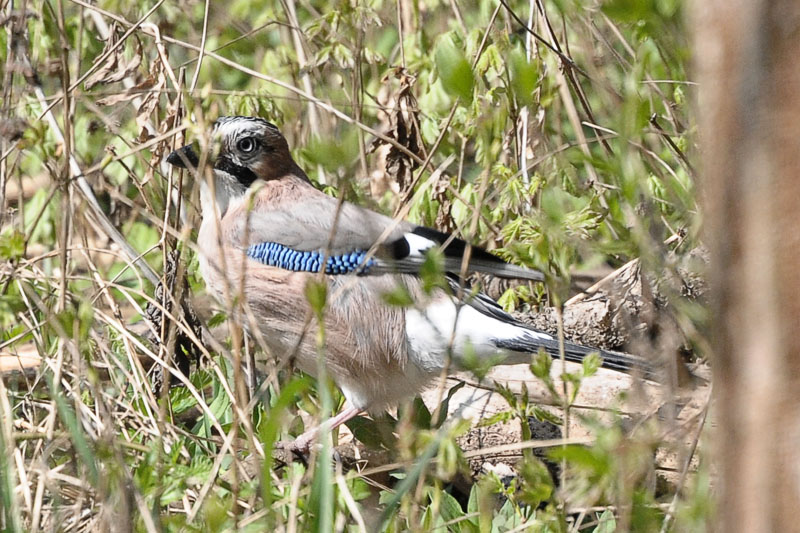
[166,116,648,452]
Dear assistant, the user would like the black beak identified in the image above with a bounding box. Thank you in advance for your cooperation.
[166,144,199,169]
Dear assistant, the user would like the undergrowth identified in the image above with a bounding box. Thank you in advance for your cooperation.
[0,0,709,531]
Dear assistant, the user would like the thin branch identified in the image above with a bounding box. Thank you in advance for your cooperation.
[188,0,210,92]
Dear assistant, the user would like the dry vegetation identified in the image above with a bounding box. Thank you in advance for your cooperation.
[0,0,712,531]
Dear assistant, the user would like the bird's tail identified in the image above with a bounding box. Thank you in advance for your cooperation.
[493,333,653,377]
[458,257,545,282]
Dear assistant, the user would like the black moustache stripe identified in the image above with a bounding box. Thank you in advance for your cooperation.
[215,157,258,188]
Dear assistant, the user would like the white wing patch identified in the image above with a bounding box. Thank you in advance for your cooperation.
[403,232,436,258]
[405,296,552,373]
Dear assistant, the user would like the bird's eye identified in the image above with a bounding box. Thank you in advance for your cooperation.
[237,137,257,153]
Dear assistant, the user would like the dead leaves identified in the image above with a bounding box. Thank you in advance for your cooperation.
[0,118,28,143]
[84,23,168,136]
[371,68,459,231]
[84,24,143,90]
[95,75,155,107]
[432,162,455,233]
[134,60,167,131]
[371,68,425,198]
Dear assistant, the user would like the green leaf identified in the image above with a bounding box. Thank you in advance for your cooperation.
[347,477,372,502]
[435,36,474,103]
[602,0,654,22]
[582,352,602,377]
[419,247,446,294]
[477,410,513,428]
[0,229,25,260]
[381,285,415,307]
[48,372,99,484]
[674,85,686,106]
[548,444,607,473]
[304,279,328,319]
[510,48,538,106]
[436,436,462,479]
[475,43,502,77]
[421,117,441,145]
[77,299,94,342]
[435,489,466,526]
[458,342,504,381]
[207,383,232,425]
[379,437,441,528]
[531,406,562,427]
[258,376,312,515]
[492,499,522,530]
[345,415,397,449]
[497,288,518,313]
[206,312,227,329]
[593,510,617,533]
[530,350,553,379]
[518,456,554,507]
[467,480,494,533]
[432,381,466,429]
[410,396,432,429]
[199,494,228,532]
[127,221,160,257]
[23,188,55,244]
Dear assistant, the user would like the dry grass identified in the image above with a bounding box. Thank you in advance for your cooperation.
[0,0,707,531]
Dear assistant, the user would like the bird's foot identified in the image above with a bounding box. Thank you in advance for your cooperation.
[274,434,314,456]
[272,408,362,463]
[273,429,318,464]
[273,434,344,465]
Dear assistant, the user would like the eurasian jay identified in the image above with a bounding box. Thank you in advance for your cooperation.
[166,116,646,452]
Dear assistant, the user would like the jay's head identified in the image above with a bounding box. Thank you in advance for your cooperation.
[166,116,298,194]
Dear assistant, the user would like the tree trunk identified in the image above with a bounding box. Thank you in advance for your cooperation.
[692,1,800,531]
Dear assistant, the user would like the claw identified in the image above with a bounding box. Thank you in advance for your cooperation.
[271,406,363,463]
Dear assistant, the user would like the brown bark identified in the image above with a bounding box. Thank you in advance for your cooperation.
[692,1,800,531]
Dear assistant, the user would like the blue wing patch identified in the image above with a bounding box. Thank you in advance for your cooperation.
[246,242,376,274]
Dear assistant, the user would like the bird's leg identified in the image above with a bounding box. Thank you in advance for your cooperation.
[275,406,362,455]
